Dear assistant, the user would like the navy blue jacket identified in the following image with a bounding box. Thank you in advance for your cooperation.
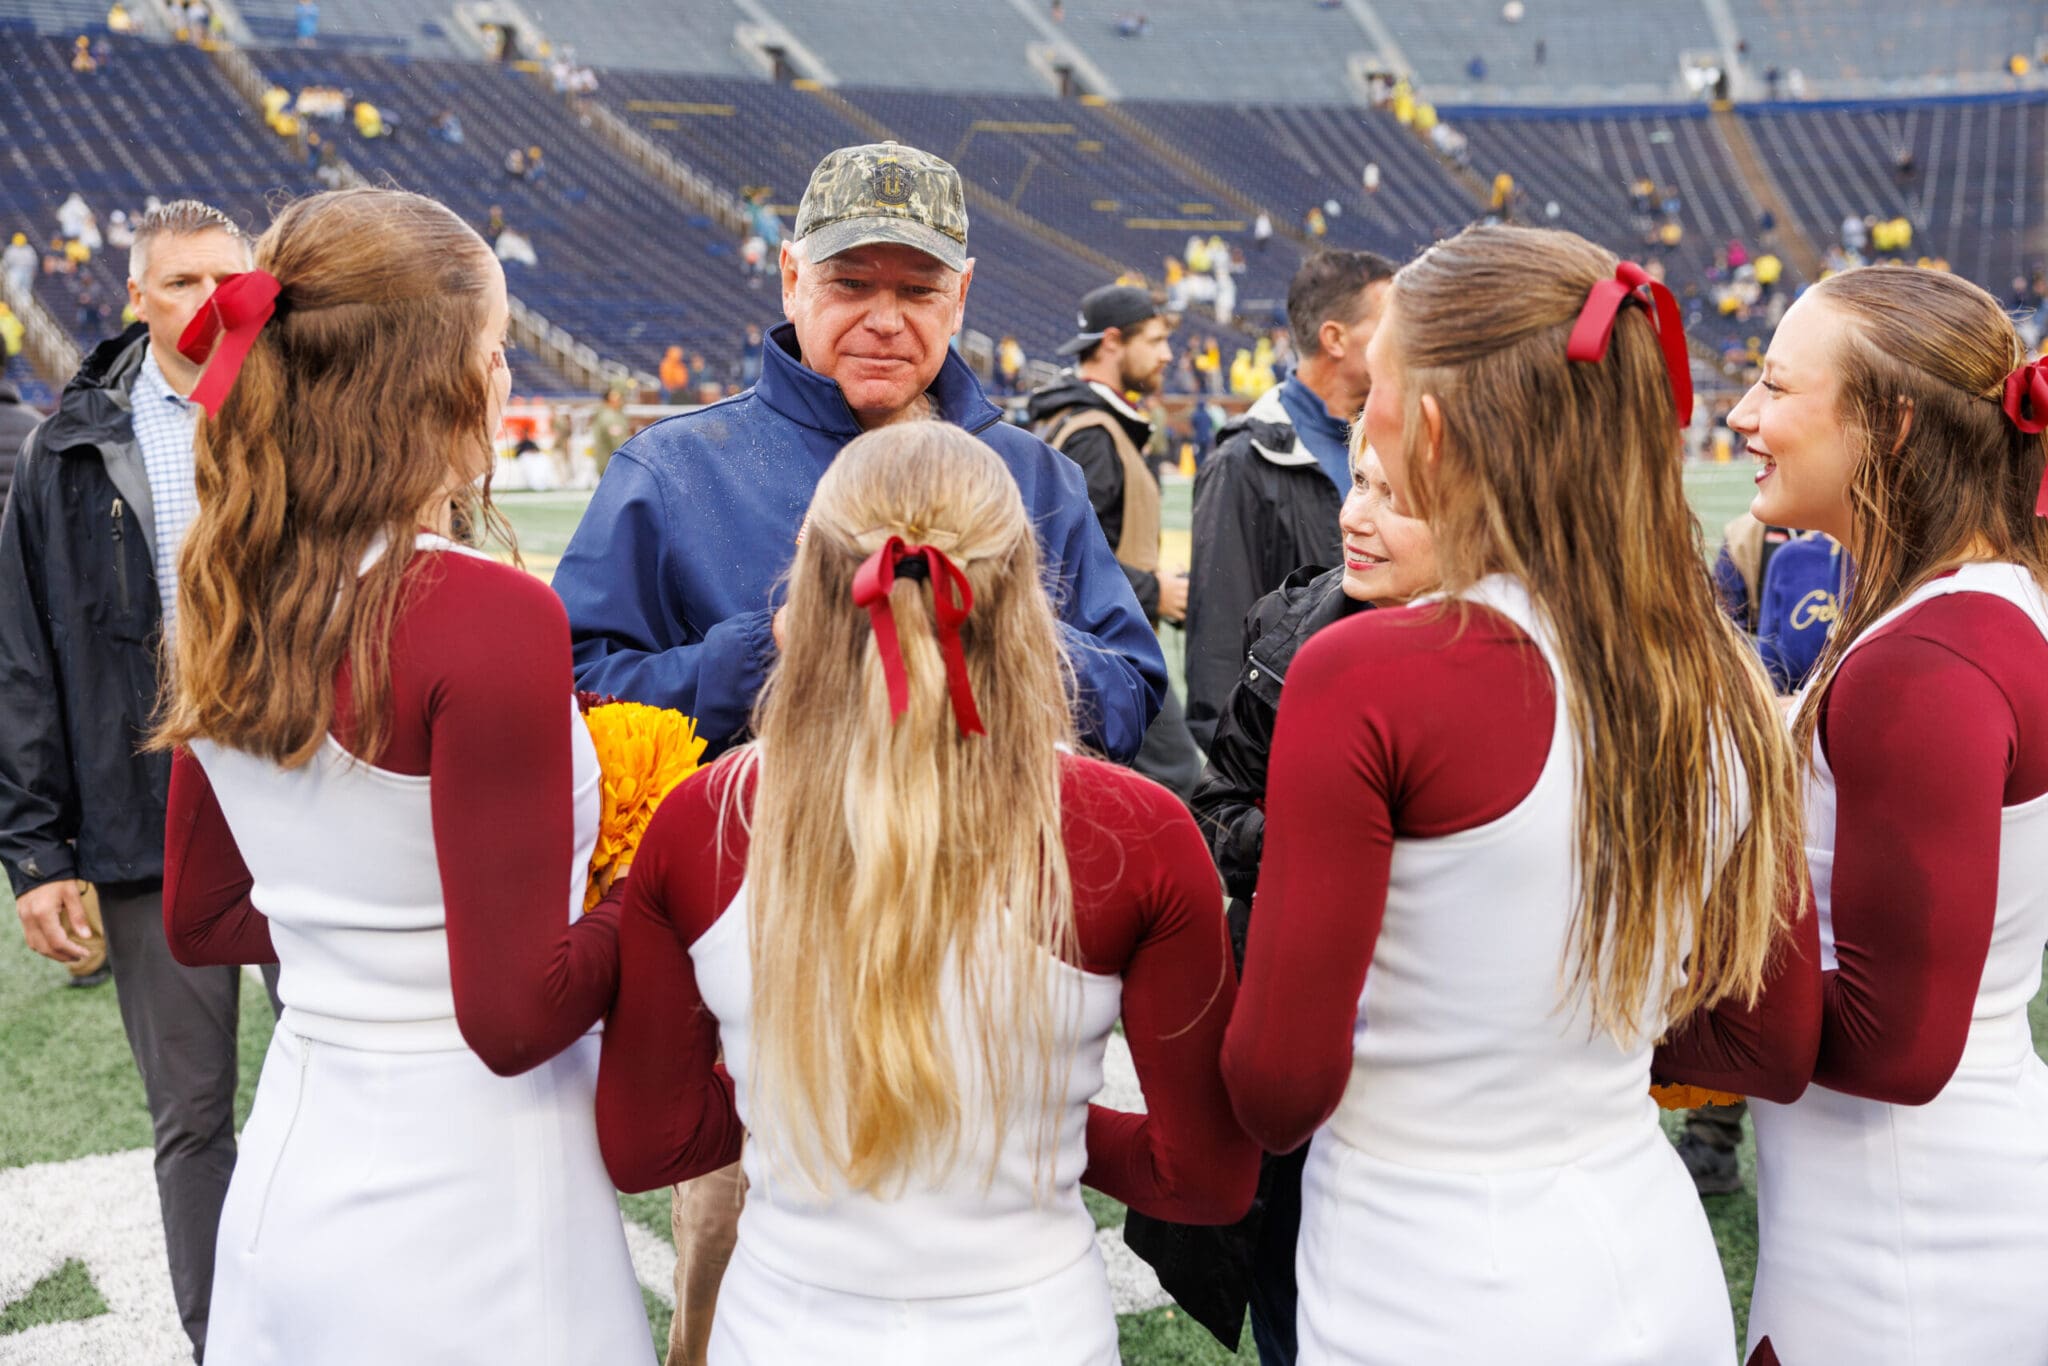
[1756,532,1848,692]
[553,323,1166,760]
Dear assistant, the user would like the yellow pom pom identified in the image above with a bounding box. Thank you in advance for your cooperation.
[1649,1083,1746,1111]
[582,702,706,910]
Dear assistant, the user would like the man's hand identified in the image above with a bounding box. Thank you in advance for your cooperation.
[17,879,92,964]
[1157,571,1190,625]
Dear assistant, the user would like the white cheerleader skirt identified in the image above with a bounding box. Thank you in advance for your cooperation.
[707,1235,1120,1364]
[1295,1123,1737,1365]
[205,1027,654,1365]
[1748,1036,2048,1366]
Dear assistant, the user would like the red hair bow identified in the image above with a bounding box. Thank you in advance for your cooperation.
[850,536,986,737]
[2000,356,2048,515]
[175,270,283,419]
[1565,261,1695,428]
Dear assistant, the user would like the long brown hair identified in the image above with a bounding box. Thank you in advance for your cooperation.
[723,421,1080,1195]
[153,188,507,767]
[1388,224,1804,1044]
[1790,266,2048,755]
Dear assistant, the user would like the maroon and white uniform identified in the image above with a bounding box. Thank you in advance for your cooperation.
[164,536,652,1365]
[1749,562,2048,1366]
[1223,575,1822,1366]
[597,753,1258,1364]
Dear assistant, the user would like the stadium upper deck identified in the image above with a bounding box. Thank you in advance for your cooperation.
[1,2,2042,395]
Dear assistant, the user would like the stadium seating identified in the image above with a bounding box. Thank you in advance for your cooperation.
[5,353,56,409]
[596,70,1111,362]
[0,0,119,38]
[1446,104,1781,349]
[0,34,584,394]
[254,47,777,381]
[1367,0,1718,104]
[5,12,2042,403]
[762,0,1046,95]
[1743,92,2048,288]
[842,86,1303,309]
[525,0,754,78]
[236,0,469,58]
[1122,99,1479,256]
[0,32,310,350]
[1046,0,1364,104]
[1726,0,2038,91]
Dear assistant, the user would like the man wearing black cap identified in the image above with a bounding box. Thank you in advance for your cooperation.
[1026,284,1202,797]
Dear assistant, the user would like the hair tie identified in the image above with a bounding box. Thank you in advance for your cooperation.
[1999,357,2048,516]
[850,536,986,737]
[1565,261,1694,428]
[176,270,284,419]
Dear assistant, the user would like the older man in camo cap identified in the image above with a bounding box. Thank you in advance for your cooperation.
[554,141,1164,1366]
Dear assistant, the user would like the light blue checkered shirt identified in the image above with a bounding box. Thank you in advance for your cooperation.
[130,347,201,644]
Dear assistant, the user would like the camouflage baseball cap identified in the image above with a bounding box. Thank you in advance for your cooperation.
[794,142,969,272]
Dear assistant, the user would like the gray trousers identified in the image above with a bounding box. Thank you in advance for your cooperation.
[99,880,281,1364]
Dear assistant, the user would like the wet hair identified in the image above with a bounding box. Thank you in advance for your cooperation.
[1790,266,2048,756]
[1385,223,1805,1046]
[154,188,506,768]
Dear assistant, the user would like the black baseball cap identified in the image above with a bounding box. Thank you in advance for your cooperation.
[1056,285,1161,357]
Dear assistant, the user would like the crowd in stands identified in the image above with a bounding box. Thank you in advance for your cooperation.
[5,12,2046,423]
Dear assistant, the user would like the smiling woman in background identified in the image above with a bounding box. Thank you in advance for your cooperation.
[1733,266,2048,1366]
[1129,419,1441,1365]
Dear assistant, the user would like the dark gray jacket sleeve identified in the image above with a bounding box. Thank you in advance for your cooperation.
[0,429,80,895]
[1183,447,1264,753]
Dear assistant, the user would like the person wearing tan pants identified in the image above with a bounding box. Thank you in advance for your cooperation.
[665,1160,744,1366]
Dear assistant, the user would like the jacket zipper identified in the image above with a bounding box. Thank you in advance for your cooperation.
[111,498,132,614]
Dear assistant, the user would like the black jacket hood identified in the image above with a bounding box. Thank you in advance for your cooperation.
[41,323,148,457]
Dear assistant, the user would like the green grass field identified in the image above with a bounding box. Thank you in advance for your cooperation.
[0,457,1923,1363]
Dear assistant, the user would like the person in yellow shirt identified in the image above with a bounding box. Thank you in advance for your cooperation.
[1755,253,1783,288]
[1228,348,1254,397]
[0,303,24,359]
[353,101,384,139]
[1249,336,1277,395]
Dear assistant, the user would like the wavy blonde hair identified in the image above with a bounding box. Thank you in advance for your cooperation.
[152,188,510,766]
[721,421,1079,1195]
[1387,224,1805,1045]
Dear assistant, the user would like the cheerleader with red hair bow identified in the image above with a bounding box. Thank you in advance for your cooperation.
[1730,267,2048,1365]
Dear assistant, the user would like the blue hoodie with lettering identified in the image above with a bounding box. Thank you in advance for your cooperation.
[552,323,1166,760]
[1756,532,1848,692]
